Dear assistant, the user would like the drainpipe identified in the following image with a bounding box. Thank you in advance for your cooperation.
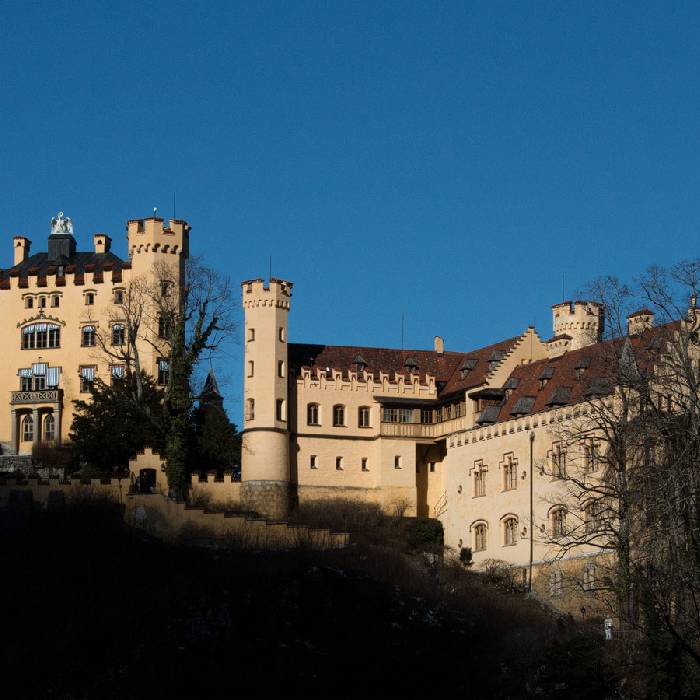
[529,430,535,593]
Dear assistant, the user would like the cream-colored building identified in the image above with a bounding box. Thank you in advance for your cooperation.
[241,278,665,584]
[0,213,189,459]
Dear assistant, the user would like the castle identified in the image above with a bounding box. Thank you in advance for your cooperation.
[0,213,189,463]
[241,276,675,594]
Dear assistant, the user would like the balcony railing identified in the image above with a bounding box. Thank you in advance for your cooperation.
[10,389,61,405]
[380,421,436,439]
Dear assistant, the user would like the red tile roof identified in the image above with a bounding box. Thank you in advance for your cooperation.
[487,322,677,424]
[289,334,522,395]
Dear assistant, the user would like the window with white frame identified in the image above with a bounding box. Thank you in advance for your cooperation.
[157,358,170,386]
[82,325,96,347]
[112,323,125,346]
[21,323,60,350]
[80,366,95,393]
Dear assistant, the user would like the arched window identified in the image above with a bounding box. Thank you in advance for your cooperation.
[112,323,125,346]
[503,516,518,546]
[82,325,96,347]
[44,414,56,442]
[21,323,60,350]
[474,523,487,552]
[22,415,33,442]
[307,403,320,426]
[332,404,345,427]
[551,507,567,537]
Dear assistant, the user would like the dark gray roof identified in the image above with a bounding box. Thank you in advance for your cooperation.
[511,396,536,416]
[503,377,519,390]
[584,377,611,397]
[2,250,126,276]
[477,405,501,424]
[546,386,571,407]
[488,350,506,363]
[538,366,555,380]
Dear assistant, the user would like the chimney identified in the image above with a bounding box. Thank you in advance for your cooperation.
[627,309,654,336]
[13,236,31,266]
[434,335,444,355]
[93,233,112,254]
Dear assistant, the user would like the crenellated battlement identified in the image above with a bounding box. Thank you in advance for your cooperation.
[0,261,129,290]
[551,301,604,351]
[299,366,437,396]
[242,277,293,309]
[127,217,190,257]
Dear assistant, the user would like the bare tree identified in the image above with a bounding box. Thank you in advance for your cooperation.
[538,261,700,692]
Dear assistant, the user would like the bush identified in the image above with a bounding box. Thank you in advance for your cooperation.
[404,517,444,548]
[459,546,473,566]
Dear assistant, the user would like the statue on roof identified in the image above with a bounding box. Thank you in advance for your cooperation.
[50,211,73,236]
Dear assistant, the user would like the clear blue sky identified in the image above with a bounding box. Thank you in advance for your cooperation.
[2,1,700,423]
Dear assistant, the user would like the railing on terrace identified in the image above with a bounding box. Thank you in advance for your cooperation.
[10,389,62,405]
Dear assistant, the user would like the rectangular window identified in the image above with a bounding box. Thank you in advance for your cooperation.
[80,366,95,393]
[358,406,371,428]
[158,316,172,339]
[51,295,60,308]
[429,462,436,473]
[20,376,32,391]
[310,455,318,469]
[307,403,320,426]
[112,324,125,346]
[114,289,124,304]
[248,360,254,377]
[34,375,46,391]
[382,407,412,423]
[361,457,369,471]
[157,358,170,386]
[276,398,285,422]
[333,405,345,427]
[394,455,402,469]
[421,409,433,424]
[335,456,343,470]
[247,328,255,342]
[246,398,255,421]
[474,468,487,497]
[36,329,47,349]
[278,360,285,378]
[111,365,125,385]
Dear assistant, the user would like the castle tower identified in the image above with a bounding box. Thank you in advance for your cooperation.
[241,277,293,519]
[551,301,604,350]
[126,217,190,372]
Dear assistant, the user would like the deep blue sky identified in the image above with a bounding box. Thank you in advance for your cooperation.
[2,1,700,421]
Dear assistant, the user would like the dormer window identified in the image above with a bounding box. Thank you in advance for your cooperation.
[488,350,506,372]
[575,356,591,380]
[538,366,555,390]
[353,354,367,373]
[404,357,418,373]
[459,358,478,380]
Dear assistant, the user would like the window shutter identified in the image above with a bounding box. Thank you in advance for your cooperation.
[32,363,47,376]
[19,368,33,378]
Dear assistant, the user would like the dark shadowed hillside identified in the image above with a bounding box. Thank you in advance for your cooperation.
[0,502,618,699]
